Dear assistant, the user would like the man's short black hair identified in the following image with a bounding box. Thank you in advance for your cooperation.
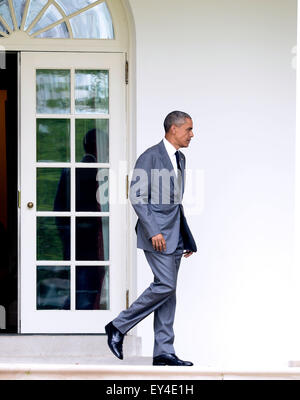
[164,111,192,133]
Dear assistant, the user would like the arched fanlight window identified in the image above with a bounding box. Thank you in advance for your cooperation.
[0,0,114,39]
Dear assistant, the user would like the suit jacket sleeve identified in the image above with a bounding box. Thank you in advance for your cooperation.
[129,152,161,240]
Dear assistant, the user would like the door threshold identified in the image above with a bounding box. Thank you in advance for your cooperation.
[0,334,141,358]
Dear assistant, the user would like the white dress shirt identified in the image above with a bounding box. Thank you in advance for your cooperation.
[163,137,179,177]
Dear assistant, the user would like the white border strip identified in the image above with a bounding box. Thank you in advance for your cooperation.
[1,364,300,380]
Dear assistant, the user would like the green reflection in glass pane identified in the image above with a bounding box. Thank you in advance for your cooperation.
[36,69,70,114]
[37,168,70,212]
[37,119,70,162]
[76,266,109,310]
[75,70,108,114]
[76,217,109,261]
[37,217,70,261]
[76,119,109,163]
[37,266,70,310]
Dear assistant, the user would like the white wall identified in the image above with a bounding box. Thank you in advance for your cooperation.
[128,0,297,368]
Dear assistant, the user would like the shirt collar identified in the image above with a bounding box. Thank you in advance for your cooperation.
[163,137,178,158]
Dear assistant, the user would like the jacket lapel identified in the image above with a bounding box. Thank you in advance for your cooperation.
[158,139,174,172]
[157,139,185,195]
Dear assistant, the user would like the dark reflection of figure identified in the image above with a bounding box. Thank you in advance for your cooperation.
[54,129,106,310]
[0,222,17,326]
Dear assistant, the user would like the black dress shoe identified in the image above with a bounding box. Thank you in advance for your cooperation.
[105,321,124,360]
[153,353,193,366]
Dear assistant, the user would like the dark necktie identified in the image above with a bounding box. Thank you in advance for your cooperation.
[174,151,183,202]
[175,150,181,172]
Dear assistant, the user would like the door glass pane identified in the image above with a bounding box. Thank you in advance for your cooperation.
[76,266,109,310]
[0,0,13,29]
[37,217,70,261]
[75,119,109,163]
[37,119,70,162]
[36,69,71,114]
[69,2,114,39]
[76,217,109,261]
[75,70,109,114]
[37,168,70,211]
[37,266,70,310]
[56,0,97,16]
[30,4,63,34]
[24,0,48,30]
[35,22,69,38]
[12,0,27,28]
[76,168,109,212]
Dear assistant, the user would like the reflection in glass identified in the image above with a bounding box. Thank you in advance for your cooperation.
[0,21,8,34]
[75,70,109,114]
[37,168,70,211]
[37,266,70,310]
[24,0,48,31]
[76,119,109,163]
[36,69,71,114]
[76,217,109,261]
[0,0,13,29]
[56,0,97,16]
[30,4,62,34]
[35,22,69,38]
[37,119,70,162]
[37,217,70,260]
[76,168,109,212]
[12,0,27,28]
[69,2,114,39]
[76,266,109,310]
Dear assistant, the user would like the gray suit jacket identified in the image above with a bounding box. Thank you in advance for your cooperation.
[129,139,197,254]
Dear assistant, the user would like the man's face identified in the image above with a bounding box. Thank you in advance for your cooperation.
[172,118,194,148]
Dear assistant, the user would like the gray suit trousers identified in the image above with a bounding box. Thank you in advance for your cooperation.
[112,232,184,357]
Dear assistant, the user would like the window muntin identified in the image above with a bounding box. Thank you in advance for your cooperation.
[0,0,114,39]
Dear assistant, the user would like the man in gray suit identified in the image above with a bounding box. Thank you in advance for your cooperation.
[105,111,197,366]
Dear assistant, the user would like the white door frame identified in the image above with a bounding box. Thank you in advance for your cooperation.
[20,51,128,333]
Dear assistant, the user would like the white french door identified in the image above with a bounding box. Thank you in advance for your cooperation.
[20,52,127,333]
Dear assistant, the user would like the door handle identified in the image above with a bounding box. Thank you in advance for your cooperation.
[27,202,34,209]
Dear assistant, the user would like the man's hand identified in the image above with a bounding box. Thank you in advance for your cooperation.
[183,250,193,258]
[151,233,166,252]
